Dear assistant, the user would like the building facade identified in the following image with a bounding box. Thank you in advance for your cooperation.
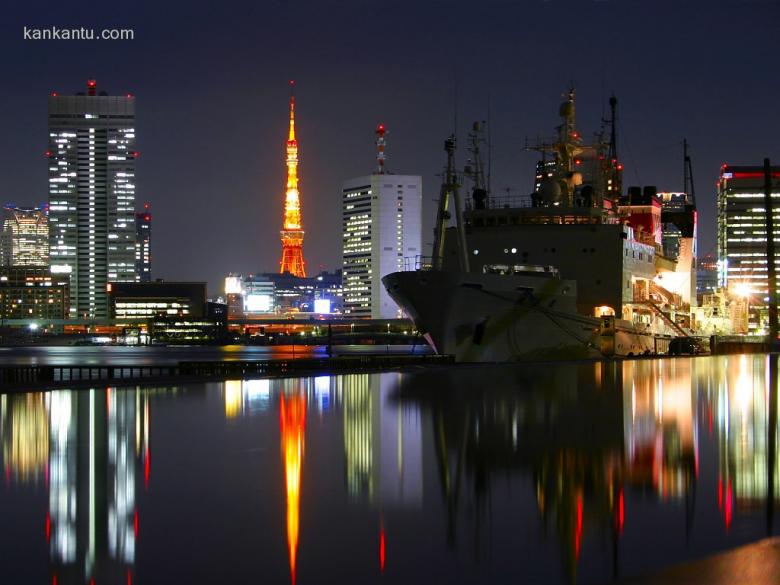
[135,204,151,282]
[108,281,206,320]
[0,267,69,320]
[48,79,137,318]
[0,205,49,267]
[342,175,422,318]
[717,165,780,330]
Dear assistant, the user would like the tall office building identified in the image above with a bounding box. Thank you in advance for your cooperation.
[135,203,151,282]
[718,164,780,329]
[48,80,137,318]
[342,125,422,319]
[0,205,49,266]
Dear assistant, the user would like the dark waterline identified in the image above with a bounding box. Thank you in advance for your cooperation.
[0,344,432,367]
[0,354,777,584]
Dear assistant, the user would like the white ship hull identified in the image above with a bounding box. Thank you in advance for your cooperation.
[383,270,658,362]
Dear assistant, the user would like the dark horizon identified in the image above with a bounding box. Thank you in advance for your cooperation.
[1,0,778,294]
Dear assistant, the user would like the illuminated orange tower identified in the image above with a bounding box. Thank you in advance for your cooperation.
[279,81,306,276]
[280,392,306,585]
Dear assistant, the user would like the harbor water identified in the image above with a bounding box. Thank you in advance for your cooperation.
[1,354,779,583]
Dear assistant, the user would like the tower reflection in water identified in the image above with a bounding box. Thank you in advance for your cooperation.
[1,388,152,584]
[222,373,423,580]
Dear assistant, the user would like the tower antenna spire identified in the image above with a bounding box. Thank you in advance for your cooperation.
[279,80,306,276]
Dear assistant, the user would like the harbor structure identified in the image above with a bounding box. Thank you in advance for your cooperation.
[135,203,151,282]
[0,205,49,267]
[279,82,306,277]
[717,164,780,332]
[47,79,137,318]
[342,124,422,319]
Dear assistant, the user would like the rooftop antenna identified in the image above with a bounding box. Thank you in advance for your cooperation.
[375,123,387,174]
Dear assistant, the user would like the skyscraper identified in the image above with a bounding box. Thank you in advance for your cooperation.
[0,205,49,266]
[717,164,780,330]
[135,203,151,282]
[279,82,306,277]
[342,125,422,319]
[48,79,137,318]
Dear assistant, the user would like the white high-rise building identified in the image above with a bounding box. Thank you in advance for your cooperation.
[342,174,422,318]
[48,80,137,318]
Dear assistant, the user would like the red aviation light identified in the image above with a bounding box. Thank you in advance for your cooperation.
[133,151,140,158]
[44,151,52,158]
[50,91,58,97]
[575,159,582,166]
[617,164,624,171]
[87,80,96,87]
[127,93,134,98]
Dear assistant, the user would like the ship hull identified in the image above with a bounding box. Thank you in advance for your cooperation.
[383,270,657,362]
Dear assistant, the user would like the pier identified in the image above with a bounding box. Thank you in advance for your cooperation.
[0,353,454,391]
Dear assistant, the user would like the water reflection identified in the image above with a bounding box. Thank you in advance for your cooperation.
[1,355,779,584]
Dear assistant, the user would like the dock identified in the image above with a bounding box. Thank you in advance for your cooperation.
[0,353,455,391]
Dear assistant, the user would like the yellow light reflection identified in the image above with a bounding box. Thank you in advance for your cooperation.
[224,381,242,419]
[3,393,49,483]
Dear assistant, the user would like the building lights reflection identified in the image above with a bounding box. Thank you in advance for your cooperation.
[0,388,156,583]
[623,359,697,499]
[0,393,49,484]
[223,379,274,419]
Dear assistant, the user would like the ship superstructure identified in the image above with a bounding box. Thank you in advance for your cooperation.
[384,89,700,361]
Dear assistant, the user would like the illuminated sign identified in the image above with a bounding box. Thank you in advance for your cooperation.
[225,276,243,295]
[245,293,272,313]
[314,299,331,314]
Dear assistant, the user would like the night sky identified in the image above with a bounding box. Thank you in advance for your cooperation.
[0,0,778,295]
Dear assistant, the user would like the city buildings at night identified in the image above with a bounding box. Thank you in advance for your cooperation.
[0,204,49,267]
[341,125,422,319]
[279,83,306,277]
[697,253,718,298]
[0,266,70,320]
[717,164,780,330]
[224,270,342,317]
[47,79,137,319]
[135,203,151,282]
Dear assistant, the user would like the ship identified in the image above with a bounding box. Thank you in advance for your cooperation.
[383,89,698,361]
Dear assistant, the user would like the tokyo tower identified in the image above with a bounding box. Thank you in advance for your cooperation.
[279,81,306,276]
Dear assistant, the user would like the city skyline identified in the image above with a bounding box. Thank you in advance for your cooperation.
[0,0,778,294]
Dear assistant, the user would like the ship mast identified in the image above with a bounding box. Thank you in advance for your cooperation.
[465,121,489,209]
[432,136,470,271]
[683,138,696,205]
